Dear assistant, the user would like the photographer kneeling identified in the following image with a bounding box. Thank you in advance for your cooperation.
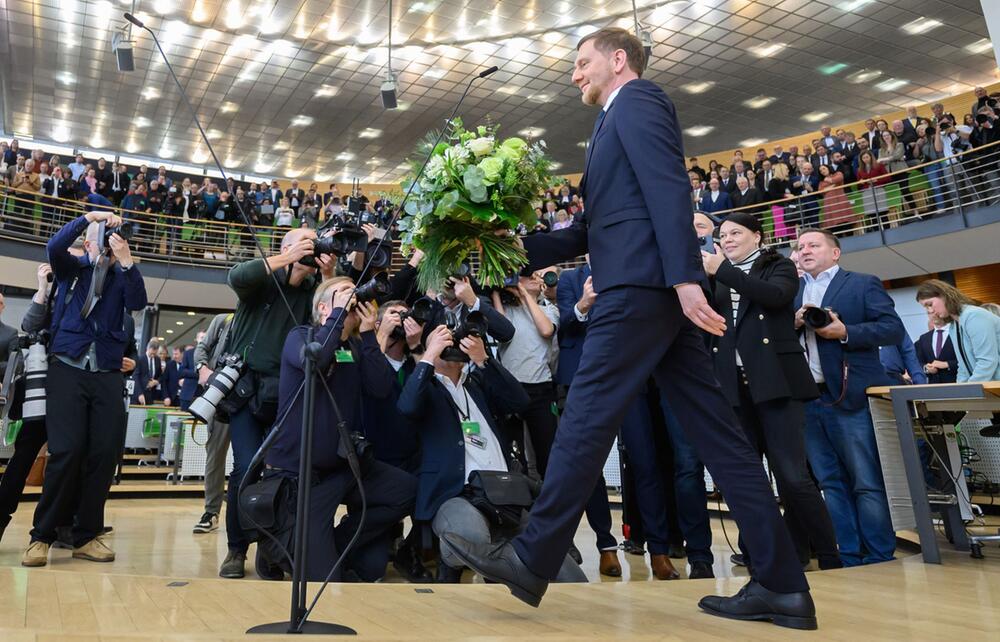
[397,323,586,583]
[23,211,147,567]
[260,277,416,582]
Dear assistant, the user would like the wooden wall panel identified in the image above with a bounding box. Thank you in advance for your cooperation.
[954,263,1000,304]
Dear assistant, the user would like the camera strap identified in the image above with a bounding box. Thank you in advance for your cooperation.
[47,275,79,353]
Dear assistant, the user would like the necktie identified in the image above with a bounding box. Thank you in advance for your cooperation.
[935,329,943,358]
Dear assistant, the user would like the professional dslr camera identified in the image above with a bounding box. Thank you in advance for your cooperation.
[802,306,834,329]
[188,352,247,424]
[0,330,50,427]
[389,296,436,341]
[313,178,392,269]
[440,311,488,363]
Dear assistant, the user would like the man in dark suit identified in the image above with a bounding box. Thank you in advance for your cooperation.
[790,163,821,228]
[795,229,904,567]
[769,145,791,168]
[284,180,305,217]
[94,158,114,197]
[837,133,860,161]
[445,27,814,630]
[133,339,164,404]
[699,177,733,215]
[267,180,284,207]
[177,344,199,410]
[162,347,183,407]
[830,151,855,186]
[718,167,737,193]
[110,163,130,206]
[555,259,624,577]
[809,145,831,172]
[729,176,763,212]
[915,318,958,384]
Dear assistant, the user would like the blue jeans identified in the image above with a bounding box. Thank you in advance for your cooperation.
[660,396,713,563]
[804,402,895,566]
[922,164,947,212]
[225,404,268,553]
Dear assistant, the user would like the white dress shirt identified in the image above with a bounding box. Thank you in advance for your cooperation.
[430,368,508,476]
[603,85,625,112]
[800,265,841,383]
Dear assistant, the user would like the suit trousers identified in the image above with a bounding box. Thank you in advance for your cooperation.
[0,419,47,531]
[203,418,231,516]
[734,380,841,569]
[31,360,126,546]
[516,381,559,478]
[513,286,808,594]
[225,404,267,553]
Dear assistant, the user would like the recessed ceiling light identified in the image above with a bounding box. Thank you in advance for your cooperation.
[846,68,882,84]
[158,146,176,158]
[291,115,314,127]
[141,87,159,100]
[220,101,239,113]
[838,0,874,11]
[156,337,164,341]
[801,111,831,123]
[273,141,290,151]
[749,42,786,58]
[518,127,545,137]
[408,1,438,14]
[134,117,152,128]
[684,125,714,137]
[166,329,174,334]
[314,85,339,98]
[740,138,768,148]
[742,96,776,109]
[55,71,76,85]
[336,152,355,161]
[576,140,589,148]
[191,149,209,164]
[901,17,942,36]
[359,128,382,139]
[498,86,519,95]
[125,141,141,153]
[875,78,909,92]
[175,320,184,326]
[90,135,105,148]
[965,38,994,55]
[51,124,71,142]
[186,311,196,316]
[206,129,223,140]
[224,156,242,168]
[681,81,715,94]
[817,62,848,76]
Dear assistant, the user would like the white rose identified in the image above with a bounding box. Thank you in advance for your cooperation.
[467,137,495,158]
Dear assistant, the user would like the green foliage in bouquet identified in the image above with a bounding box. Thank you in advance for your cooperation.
[396,118,554,290]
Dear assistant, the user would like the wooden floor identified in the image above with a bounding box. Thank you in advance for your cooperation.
[1,498,999,640]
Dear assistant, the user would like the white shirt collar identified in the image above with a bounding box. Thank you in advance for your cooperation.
[803,264,840,284]
[603,85,625,112]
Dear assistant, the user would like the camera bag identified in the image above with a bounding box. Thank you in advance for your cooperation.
[239,473,295,574]
[464,470,535,530]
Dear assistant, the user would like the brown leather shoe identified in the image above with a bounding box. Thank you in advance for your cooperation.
[599,550,622,577]
[651,554,680,580]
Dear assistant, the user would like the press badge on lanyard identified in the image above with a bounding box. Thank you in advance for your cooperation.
[459,392,487,449]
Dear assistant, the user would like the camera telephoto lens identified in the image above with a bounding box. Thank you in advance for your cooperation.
[803,307,833,329]
[542,271,558,287]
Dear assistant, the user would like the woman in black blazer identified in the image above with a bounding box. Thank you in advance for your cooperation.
[701,212,842,571]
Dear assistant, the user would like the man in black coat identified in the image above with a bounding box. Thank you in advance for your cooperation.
[915,318,958,384]
[703,213,841,571]
[729,176,764,213]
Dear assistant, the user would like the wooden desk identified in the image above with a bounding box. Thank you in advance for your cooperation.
[865,381,1000,564]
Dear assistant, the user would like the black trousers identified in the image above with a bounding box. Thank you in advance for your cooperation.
[0,419,47,532]
[30,360,126,546]
[735,378,841,569]
[513,286,808,594]
[300,461,416,582]
[517,381,559,477]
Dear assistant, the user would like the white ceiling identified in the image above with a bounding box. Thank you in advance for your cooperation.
[1,0,996,184]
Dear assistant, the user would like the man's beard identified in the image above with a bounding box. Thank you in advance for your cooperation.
[582,83,602,106]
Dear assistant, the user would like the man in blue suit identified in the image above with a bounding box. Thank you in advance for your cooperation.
[789,163,821,228]
[162,347,183,407]
[177,344,199,411]
[699,177,732,215]
[794,228,904,567]
[445,27,815,630]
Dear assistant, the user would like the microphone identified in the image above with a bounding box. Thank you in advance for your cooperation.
[479,65,499,78]
[123,12,144,28]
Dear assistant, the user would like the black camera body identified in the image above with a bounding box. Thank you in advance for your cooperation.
[389,297,435,341]
[14,329,50,351]
[542,270,558,288]
[353,271,391,304]
[441,311,488,362]
[803,306,834,329]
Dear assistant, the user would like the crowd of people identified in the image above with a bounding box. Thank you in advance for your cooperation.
[1,196,998,585]
[685,90,1000,240]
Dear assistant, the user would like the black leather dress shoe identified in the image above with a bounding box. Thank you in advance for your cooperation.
[698,580,817,630]
[622,539,646,556]
[435,563,464,584]
[393,542,433,583]
[688,560,714,579]
[440,534,548,607]
[567,543,583,565]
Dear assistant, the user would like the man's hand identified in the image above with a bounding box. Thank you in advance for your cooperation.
[121,357,136,373]
[924,364,939,375]
[332,286,355,312]
[36,263,52,290]
[460,335,488,367]
[423,325,453,362]
[403,317,423,351]
[794,305,808,330]
[314,253,336,280]
[376,311,401,348]
[408,248,425,268]
[362,223,378,243]
[930,360,950,370]
[701,248,725,276]
[356,301,378,333]
[284,237,316,264]
[515,282,531,302]
[451,277,478,307]
[108,233,133,268]
[198,366,214,386]
[675,282,726,336]
[577,276,597,314]
[163,397,173,407]
[815,310,848,341]
[138,394,146,405]
[85,211,123,227]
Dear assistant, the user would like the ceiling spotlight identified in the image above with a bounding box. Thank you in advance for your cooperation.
[965,38,994,55]
[381,73,398,109]
[801,111,831,123]
[749,42,786,58]
[55,71,76,85]
[684,125,714,137]
[681,81,715,94]
[314,84,339,98]
[220,101,239,113]
[166,329,174,334]
[901,17,942,36]
[846,68,882,84]
[874,78,909,92]
[141,87,160,100]
[518,127,545,137]
[290,115,314,127]
[742,96,776,109]
[175,320,185,326]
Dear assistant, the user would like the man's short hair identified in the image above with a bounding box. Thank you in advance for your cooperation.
[576,27,647,76]
[377,299,409,323]
[146,339,161,351]
[798,227,841,249]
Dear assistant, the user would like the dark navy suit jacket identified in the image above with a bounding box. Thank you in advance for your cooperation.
[521,79,705,292]
[699,190,733,215]
[163,359,182,404]
[397,360,529,521]
[795,269,905,411]
[915,328,958,384]
[178,347,199,403]
[555,264,590,387]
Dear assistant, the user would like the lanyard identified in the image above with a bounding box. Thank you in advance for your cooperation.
[455,387,471,421]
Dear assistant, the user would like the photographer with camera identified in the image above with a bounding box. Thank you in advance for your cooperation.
[22,210,147,567]
[702,214,841,572]
[212,227,336,579]
[191,316,233,534]
[435,268,515,351]
[397,323,585,583]
[261,277,416,582]
[794,228,904,567]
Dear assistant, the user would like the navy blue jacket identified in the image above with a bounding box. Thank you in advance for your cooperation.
[397,360,530,521]
[879,335,928,385]
[699,190,733,214]
[555,264,590,386]
[521,79,705,292]
[363,356,421,472]
[178,347,199,403]
[47,215,147,371]
[163,359,183,404]
[914,328,958,384]
[795,269,905,410]
[132,355,163,403]
[265,313,394,474]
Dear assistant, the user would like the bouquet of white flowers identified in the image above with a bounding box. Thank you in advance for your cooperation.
[397,118,554,290]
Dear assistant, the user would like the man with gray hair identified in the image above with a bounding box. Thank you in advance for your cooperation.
[22,210,146,567]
